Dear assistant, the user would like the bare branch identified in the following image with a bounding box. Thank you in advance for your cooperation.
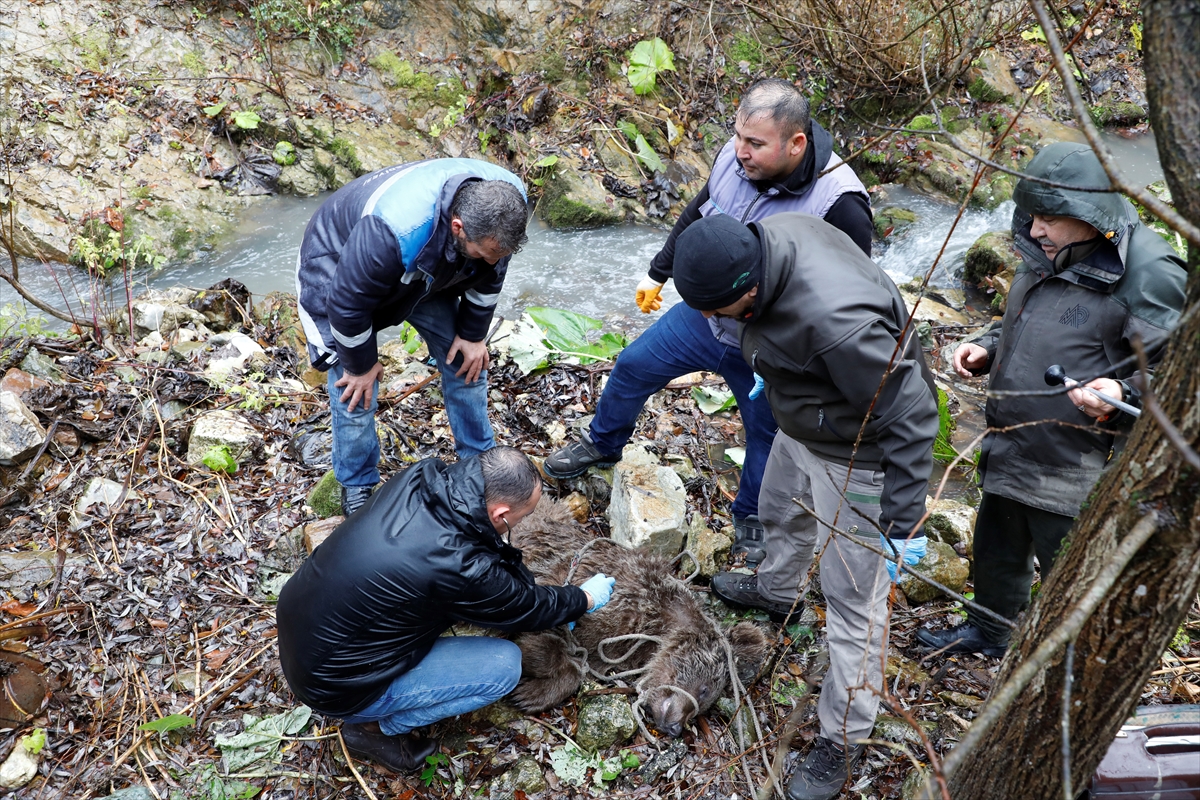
[1131,337,1200,470]
[1060,640,1076,800]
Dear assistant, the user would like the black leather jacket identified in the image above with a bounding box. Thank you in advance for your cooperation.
[276,457,587,716]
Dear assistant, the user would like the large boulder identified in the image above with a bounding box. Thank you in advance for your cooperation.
[0,391,47,465]
[539,156,627,228]
[967,51,1020,103]
[186,410,265,467]
[963,230,1020,285]
[608,457,688,556]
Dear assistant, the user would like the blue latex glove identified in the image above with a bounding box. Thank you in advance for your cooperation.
[749,372,765,400]
[882,534,927,581]
[580,573,616,612]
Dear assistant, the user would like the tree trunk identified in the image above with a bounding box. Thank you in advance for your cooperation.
[940,1,1200,797]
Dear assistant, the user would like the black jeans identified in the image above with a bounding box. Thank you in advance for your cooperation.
[971,492,1075,643]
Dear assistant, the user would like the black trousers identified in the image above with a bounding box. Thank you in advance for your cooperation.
[971,492,1076,642]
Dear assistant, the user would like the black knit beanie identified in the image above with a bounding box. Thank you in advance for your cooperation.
[673,215,762,309]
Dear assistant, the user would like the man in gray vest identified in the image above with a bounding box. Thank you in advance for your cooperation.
[544,80,873,611]
[673,213,937,800]
[916,142,1186,657]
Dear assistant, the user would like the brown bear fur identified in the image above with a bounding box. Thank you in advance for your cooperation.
[508,498,769,737]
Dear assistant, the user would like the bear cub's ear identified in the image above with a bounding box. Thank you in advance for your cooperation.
[727,621,770,683]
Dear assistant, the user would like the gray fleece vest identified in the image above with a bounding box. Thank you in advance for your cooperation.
[701,141,868,345]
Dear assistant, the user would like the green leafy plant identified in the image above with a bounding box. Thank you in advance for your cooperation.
[529,154,559,187]
[140,714,196,733]
[507,307,628,374]
[627,37,675,95]
[1130,21,1143,50]
[73,227,166,275]
[174,763,260,800]
[616,121,664,173]
[20,729,46,754]
[420,751,451,787]
[231,110,261,130]
[249,0,365,59]
[202,445,239,474]
[272,141,296,166]
[1020,25,1047,42]
[692,385,737,414]
[396,321,423,354]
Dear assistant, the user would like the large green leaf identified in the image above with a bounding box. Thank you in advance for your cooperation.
[627,37,675,95]
[215,705,311,772]
[507,316,552,374]
[633,134,664,173]
[139,714,195,734]
[527,307,603,351]
[692,385,737,414]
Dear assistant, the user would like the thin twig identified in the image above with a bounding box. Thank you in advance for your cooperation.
[1060,640,1076,800]
[1131,338,1200,470]
[336,729,381,800]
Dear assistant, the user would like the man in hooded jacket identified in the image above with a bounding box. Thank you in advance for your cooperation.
[276,447,615,773]
[671,212,938,800]
[543,79,872,589]
[916,142,1187,658]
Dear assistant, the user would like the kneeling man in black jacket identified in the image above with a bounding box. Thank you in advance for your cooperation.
[276,447,615,772]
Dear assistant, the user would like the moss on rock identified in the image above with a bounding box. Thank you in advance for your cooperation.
[963,230,1020,284]
[307,470,342,519]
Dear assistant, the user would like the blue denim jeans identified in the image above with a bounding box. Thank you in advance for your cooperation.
[589,302,777,519]
[341,636,522,735]
[328,294,496,488]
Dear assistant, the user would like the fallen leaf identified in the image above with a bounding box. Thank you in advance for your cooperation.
[0,600,39,617]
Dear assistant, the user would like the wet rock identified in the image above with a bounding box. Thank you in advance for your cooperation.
[130,299,208,340]
[19,349,62,383]
[71,477,141,531]
[489,755,547,798]
[608,458,687,556]
[1089,100,1147,126]
[637,739,688,782]
[0,368,50,397]
[963,230,1020,285]
[925,497,976,559]
[682,513,731,580]
[203,332,268,381]
[307,470,342,519]
[873,715,938,746]
[575,692,637,751]
[899,541,970,603]
[874,206,919,240]
[471,699,522,728]
[189,278,252,331]
[0,391,47,465]
[304,517,342,553]
[540,156,625,228]
[186,410,265,467]
[0,742,38,790]
[967,51,1020,103]
[899,290,969,327]
[665,452,697,482]
[564,492,590,523]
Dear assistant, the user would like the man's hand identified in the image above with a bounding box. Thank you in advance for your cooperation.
[635,276,665,314]
[1068,377,1122,419]
[334,362,385,413]
[952,343,988,378]
[447,336,491,383]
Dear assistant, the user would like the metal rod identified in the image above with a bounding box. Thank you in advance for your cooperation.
[1044,365,1142,418]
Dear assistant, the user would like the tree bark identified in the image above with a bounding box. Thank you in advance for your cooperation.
[937,1,1200,797]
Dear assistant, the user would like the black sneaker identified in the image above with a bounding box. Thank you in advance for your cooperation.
[711,572,798,623]
[731,515,766,569]
[543,434,620,479]
[914,622,1007,658]
[340,722,438,773]
[787,736,866,800]
[341,484,375,517]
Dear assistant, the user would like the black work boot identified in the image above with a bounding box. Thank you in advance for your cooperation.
[787,736,866,800]
[710,572,798,623]
[340,722,438,773]
[341,484,375,517]
[543,434,620,479]
[730,515,766,569]
[915,622,1007,658]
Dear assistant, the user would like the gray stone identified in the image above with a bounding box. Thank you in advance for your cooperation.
[901,767,932,800]
[575,693,637,751]
[899,541,970,604]
[186,410,265,467]
[608,461,687,556]
[19,349,61,382]
[0,744,37,790]
[873,715,938,746]
[967,51,1020,103]
[665,452,697,482]
[900,290,969,327]
[130,301,206,340]
[925,497,976,559]
[682,514,732,580]
[0,551,61,592]
[715,697,759,743]
[540,156,625,228]
[203,332,267,381]
[71,477,141,531]
[489,755,547,798]
[0,391,47,465]
[99,788,155,800]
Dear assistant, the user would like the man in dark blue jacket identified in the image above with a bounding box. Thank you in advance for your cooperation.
[277,447,615,773]
[297,159,529,515]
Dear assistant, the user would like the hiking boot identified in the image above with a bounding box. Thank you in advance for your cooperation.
[543,434,620,479]
[914,622,1007,658]
[787,736,866,800]
[341,484,375,517]
[340,722,438,773]
[711,572,798,623]
[731,515,766,569]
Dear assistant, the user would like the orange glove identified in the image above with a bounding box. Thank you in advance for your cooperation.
[635,276,665,313]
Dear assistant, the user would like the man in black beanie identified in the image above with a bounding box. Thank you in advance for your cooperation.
[674,213,938,800]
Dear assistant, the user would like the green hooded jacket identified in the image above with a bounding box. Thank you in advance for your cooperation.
[974,142,1187,516]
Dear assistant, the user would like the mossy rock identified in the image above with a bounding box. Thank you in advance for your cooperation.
[575,693,637,750]
[909,114,937,132]
[307,470,342,519]
[874,206,919,240]
[963,230,1019,284]
[1088,101,1148,126]
[973,171,1015,210]
[539,163,623,228]
[967,51,1019,104]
